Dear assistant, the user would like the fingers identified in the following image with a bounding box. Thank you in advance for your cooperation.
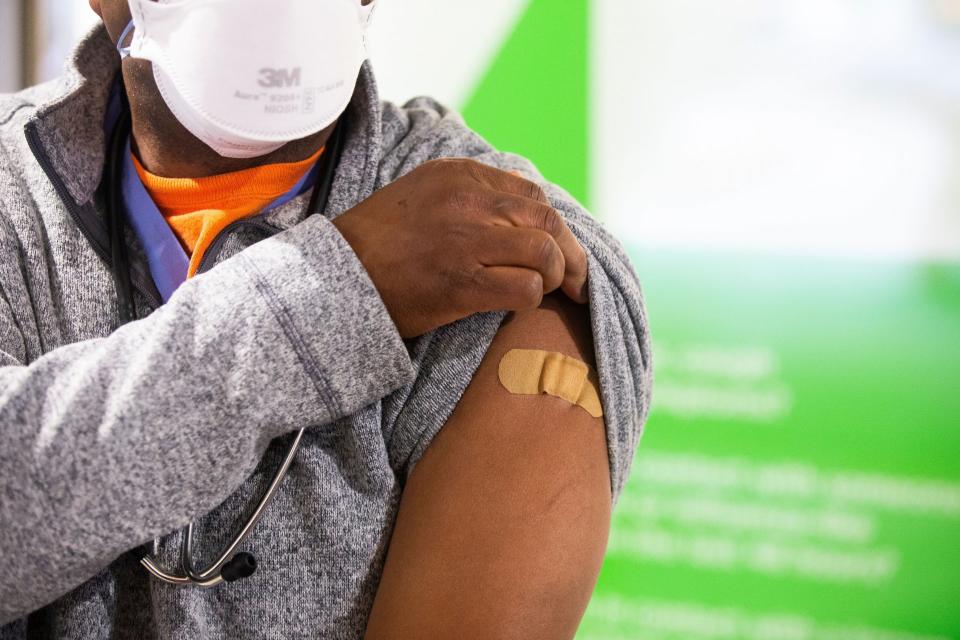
[483,194,589,304]
[450,159,590,304]
[463,266,545,313]
[467,161,550,203]
[473,226,565,294]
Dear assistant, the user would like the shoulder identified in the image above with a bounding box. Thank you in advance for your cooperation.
[0,89,51,273]
[377,96,492,179]
[378,95,566,185]
[377,96,653,504]
[0,88,36,187]
[0,98,30,243]
[0,76,67,160]
[0,79,66,226]
[375,94,635,260]
[0,85,42,135]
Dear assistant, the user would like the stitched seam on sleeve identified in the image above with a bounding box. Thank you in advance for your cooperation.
[237,252,342,418]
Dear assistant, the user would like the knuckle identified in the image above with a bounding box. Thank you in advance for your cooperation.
[434,178,484,214]
[457,158,487,181]
[517,273,544,307]
[537,205,562,235]
[533,234,558,268]
[443,187,469,212]
[425,157,469,184]
[436,184,478,214]
[526,181,547,202]
[492,195,517,215]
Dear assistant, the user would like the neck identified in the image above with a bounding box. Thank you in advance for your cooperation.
[121,61,334,178]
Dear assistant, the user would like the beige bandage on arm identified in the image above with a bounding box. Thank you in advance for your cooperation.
[497,349,604,418]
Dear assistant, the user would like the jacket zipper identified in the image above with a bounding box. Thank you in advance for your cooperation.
[195,217,282,276]
[27,121,287,297]
[24,123,163,310]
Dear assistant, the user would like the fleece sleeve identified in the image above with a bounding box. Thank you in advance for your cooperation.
[0,211,415,623]
[379,97,653,505]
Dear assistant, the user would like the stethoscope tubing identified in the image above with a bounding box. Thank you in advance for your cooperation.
[107,87,346,586]
[140,427,306,587]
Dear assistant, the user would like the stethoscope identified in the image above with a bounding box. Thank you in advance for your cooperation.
[104,92,347,587]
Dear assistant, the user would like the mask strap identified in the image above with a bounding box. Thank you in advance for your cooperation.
[117,20,135,59]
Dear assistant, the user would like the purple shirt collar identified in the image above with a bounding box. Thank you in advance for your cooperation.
[119,137,190,303]
[106,82,321,303]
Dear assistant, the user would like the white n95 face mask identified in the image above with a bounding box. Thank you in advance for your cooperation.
[118,0,376,158]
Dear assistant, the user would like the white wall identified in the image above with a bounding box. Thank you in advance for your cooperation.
[594,0,960,261]
[366,0,529,108]
[29,0,100,84]
[0,0,22,93]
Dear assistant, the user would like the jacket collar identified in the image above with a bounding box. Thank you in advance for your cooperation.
[25,23,385,226]
[25,24,120,208]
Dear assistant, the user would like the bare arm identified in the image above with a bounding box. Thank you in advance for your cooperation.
[365,292,611,639]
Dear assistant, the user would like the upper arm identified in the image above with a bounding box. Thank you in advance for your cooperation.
[365,292,611,640]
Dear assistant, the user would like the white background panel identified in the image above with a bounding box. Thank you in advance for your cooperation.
[594,0,960,260]
[366,0,529,107]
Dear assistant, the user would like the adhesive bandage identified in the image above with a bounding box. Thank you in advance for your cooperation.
[497,349,604,418]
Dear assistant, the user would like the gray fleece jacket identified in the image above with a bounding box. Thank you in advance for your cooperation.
[0,26,652,639]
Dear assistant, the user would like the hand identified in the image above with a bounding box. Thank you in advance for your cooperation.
[332,158,589,338]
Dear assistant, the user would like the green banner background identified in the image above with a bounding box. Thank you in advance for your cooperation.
[460,2,960,637]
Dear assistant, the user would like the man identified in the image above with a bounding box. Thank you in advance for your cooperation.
[0,0,651,637]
